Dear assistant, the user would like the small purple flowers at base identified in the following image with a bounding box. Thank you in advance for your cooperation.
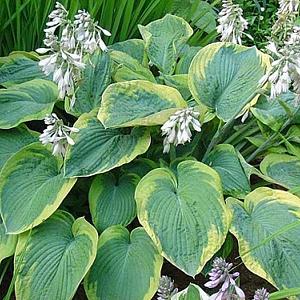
[205,257,245,300]
[253,288,269,300]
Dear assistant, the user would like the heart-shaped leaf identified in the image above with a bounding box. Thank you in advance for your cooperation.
[189,42,270,122]
[0,143,76,234]
[227,187,300,291]
[0,79,58,129]
[110,50,155,83]
[109,39,148,66]
[0,125,38,170]
[205,144,250,198]
[135,160,230,276]
[260,153,300,190]
[89,173,138,232]
[15,210,98,300]
[66,51,111,116]
[84,225,163,300]
[64,110,151,178]
[98,80,187,128]
[139,14,193,74]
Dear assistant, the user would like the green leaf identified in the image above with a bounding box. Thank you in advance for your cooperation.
[15,210,98,300]
[160,73,191,99]
[189,42,270,122]
[109,39,148,66]
[175,46,201,74]
[0,79,58,129]
[0,143,76,234]
[0,57,47,87]
[110,50,155,83]
[139,14,193,74]
[191,1,217,34]
[0,217,17,263]
[260,153,300,189]
[66,51,111,117]
[172,283,209,300]
[251,92,297,132]
[227,187,300,292]
[122,158,158,178]
[0,125,38,170]
[89,173,138,232]
[98,80,187,128]
[204,144,251,198]
[64,110,151,178]
[135,160,230,276]
[84,226,163,300]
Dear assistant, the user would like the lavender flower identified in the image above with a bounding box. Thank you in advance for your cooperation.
[161,108,201,153]
[217,0,251,44]
[253,288,269,300]
[157,276,178,300]
[39,113,79,156]
[36,2,110,107]
[205,257,245,300]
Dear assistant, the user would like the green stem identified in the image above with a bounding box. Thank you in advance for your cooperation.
[202,88,263,162]
[0,258,11,287]
[241,144,257,158]
[246,106,300,163]
[223,118,256,145]
[202,118,235,161]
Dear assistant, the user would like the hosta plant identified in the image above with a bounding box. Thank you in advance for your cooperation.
[1,2,300,300]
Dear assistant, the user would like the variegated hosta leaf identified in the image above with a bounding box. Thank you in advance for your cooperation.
[160,73,191,100]
[189,42,270,122]
[109,39,148,66]
[227,187,300,292]
[109,50,155,83]
[0,217,17,263]
[0,124,38,170]
[84,225,163,300]
[64,110,151,178]
[138,14,193,74]
[251,92,298,132]
[0,143,76,234]
[15,210,98,300]
[98,80,187,128]
[260,153,300,190]
[0,79,58,129]
[66,51,111,116]
[176,46,201,74]
[89,173,138,232]
[205,144,250,198]
[0,57,47,87]
[135,160,230,276]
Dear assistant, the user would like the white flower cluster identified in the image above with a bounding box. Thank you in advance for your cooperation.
[273,0,299,35]
[217,0,251,44]
[37,2,111,107]
[161,108,201,153]
[39,113,79,156]
[260,27,300,102]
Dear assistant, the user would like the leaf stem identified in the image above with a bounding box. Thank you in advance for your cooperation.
[202,118,235,161]
[246,105,300,163]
